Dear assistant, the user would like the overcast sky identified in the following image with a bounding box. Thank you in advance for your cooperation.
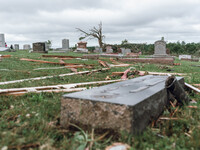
[1,0,200,48]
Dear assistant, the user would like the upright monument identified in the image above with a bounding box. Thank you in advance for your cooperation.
[62,39,69,50]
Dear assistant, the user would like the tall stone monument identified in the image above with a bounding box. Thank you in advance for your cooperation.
[62,39,69,50]
[0,34,9,51]
[0,34,5,47]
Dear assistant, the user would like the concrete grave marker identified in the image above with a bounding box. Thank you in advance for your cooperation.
[106,45,113,53]
[32,42,48,53]
[75,41,88,53]
[14,44,19,50]
[179,55,192,60]
[61,75,184,133]
[62,39,69,50]
[23,44,31,50]
[121,48,131,55]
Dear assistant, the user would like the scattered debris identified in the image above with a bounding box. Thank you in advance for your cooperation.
[0,68,110,85]
[0,79,122,96]
[98,60,109,67]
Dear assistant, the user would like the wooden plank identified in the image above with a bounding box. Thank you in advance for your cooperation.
[20,58,80,66]
[0,68,110,85]
[0,79,122,96]
[185,82,200,93]
[42,55,81,59]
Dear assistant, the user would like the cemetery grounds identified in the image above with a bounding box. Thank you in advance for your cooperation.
[0,50,200,149]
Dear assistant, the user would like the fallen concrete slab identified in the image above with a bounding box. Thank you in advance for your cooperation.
[61,75,185,133]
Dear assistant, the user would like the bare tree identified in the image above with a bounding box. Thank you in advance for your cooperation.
[76,22,105,48]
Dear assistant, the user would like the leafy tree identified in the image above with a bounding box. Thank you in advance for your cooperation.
[76,22,105,48]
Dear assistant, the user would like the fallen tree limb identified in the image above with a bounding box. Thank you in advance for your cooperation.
[0,68,110,85]
[0,79,122,96]
[185,82,200,93]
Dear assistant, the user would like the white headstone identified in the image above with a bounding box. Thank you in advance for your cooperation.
[23,44,31,50]
[0,34,5,47]
[179,55,192,60]
[62,39,69,50]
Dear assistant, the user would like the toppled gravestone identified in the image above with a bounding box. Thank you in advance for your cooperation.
[61,75,186,133]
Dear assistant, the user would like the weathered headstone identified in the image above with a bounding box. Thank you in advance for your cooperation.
[121,48,131,55]
[106,45,113,53]
[14,44,19,50]
[154,40,167,56]
[0,34,5,47]
[179,55,191,60]
[75,41,88,53]
[32,42,48,53]
[23,44,31,50]
[94,46,102,53]
[61,75,184,133]
[62,39,69,50]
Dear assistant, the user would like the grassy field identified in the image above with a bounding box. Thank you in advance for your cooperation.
[0,50,200,150]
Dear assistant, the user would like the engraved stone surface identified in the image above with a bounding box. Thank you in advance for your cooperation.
[61,75,184,133]
[32,42,47,53]
[154,40,167,56]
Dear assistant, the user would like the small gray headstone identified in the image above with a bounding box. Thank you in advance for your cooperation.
[14,44,19,50]
[94,46,102,53]
[121,48,131,55]
[23,44,31,50]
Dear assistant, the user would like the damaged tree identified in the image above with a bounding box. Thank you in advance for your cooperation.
[76,22,105,48]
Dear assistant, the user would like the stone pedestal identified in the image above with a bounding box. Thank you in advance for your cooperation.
[61,75,184,133]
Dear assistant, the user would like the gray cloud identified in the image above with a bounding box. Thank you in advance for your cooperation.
[1,0,200,48]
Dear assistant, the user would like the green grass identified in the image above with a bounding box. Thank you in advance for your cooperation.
[0,51,200,149]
